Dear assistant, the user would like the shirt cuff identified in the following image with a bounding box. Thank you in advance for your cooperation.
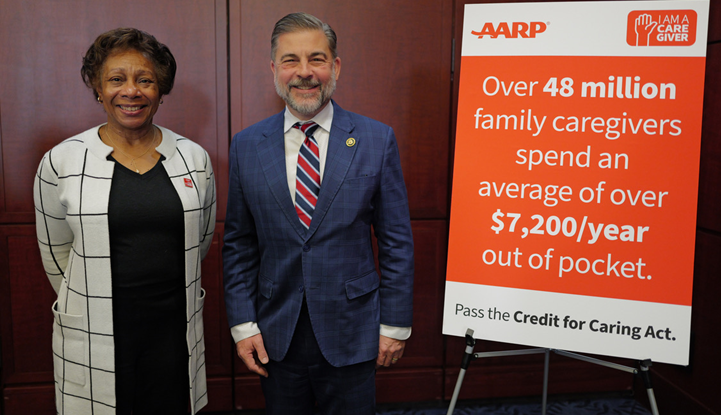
[230,321,261,344]
[380,324,412,340]
[231,322,411,342]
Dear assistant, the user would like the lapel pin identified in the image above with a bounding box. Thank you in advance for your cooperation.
[346,138,356,147]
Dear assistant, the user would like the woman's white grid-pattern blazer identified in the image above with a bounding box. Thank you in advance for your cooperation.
[34,125,216,414]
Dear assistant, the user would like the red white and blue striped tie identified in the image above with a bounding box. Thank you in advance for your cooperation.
[293,121,321,229]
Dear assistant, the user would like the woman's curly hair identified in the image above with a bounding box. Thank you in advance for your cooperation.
[81,27,176,99]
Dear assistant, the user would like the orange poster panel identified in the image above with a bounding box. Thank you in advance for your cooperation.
[447,55,705,306]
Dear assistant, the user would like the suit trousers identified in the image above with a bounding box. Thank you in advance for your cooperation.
[260,300,376,415]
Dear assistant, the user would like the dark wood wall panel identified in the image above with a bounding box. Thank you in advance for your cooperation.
[2,385,56,415]
[377,368,444,403]
[234,375,265,410]
[400,221,447,368]
[0,227,55,385]
[650,34,721,415]
[0,226,57,412]
[709,1,720,43]
[231,0,452,219]
[201,232,232,376]
[0,0,228,222]
[0,0,231,413]
[198,231,234,412]
[636,231,721,415]
[698,44,721,233]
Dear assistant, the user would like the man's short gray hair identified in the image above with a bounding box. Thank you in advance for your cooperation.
[271,12,338,60]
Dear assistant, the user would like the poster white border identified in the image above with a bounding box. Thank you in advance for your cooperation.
[443,282,692,365]
[461,0,709,57]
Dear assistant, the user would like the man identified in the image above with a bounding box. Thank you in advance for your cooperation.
[223,12,414,414]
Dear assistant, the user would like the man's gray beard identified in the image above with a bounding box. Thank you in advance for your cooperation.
[275,67,337,117]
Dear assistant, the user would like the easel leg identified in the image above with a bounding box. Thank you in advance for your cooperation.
[446,329,476,415]
[445,335,651,414]
[541,349,550,415]
[446,330,548,414]
[639,360,660,415]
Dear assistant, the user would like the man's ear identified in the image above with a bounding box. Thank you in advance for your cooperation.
[333,57,341,80]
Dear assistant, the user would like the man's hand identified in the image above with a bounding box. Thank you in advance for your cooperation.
[236,334,269,377]
[376,335,406,368]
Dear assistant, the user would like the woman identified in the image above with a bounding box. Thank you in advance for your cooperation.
[33,28,215,414]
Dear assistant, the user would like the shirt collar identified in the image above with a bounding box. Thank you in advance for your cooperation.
[283,101,334,134]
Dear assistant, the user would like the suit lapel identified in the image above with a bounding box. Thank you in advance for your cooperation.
[307,104,357,237]
[257,113,307,237]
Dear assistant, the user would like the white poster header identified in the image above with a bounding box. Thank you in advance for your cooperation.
[461,1,709,57]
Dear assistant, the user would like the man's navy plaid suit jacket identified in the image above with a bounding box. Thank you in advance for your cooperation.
[223,101,414,367]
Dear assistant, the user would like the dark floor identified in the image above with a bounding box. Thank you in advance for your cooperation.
[376,394,652,415]
[223,393,653,415]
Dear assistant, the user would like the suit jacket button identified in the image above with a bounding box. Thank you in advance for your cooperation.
[303,244,310,252]
[298,285,304,293]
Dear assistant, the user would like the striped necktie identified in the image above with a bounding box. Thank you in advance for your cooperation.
[293,121,321,229]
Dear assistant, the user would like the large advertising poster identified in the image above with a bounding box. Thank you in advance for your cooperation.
[443,1,709,365]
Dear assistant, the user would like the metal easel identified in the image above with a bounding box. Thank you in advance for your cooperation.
[446,329,660,415]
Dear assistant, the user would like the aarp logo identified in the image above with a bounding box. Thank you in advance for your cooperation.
[471,21,547,39]
[627,10,697,46]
